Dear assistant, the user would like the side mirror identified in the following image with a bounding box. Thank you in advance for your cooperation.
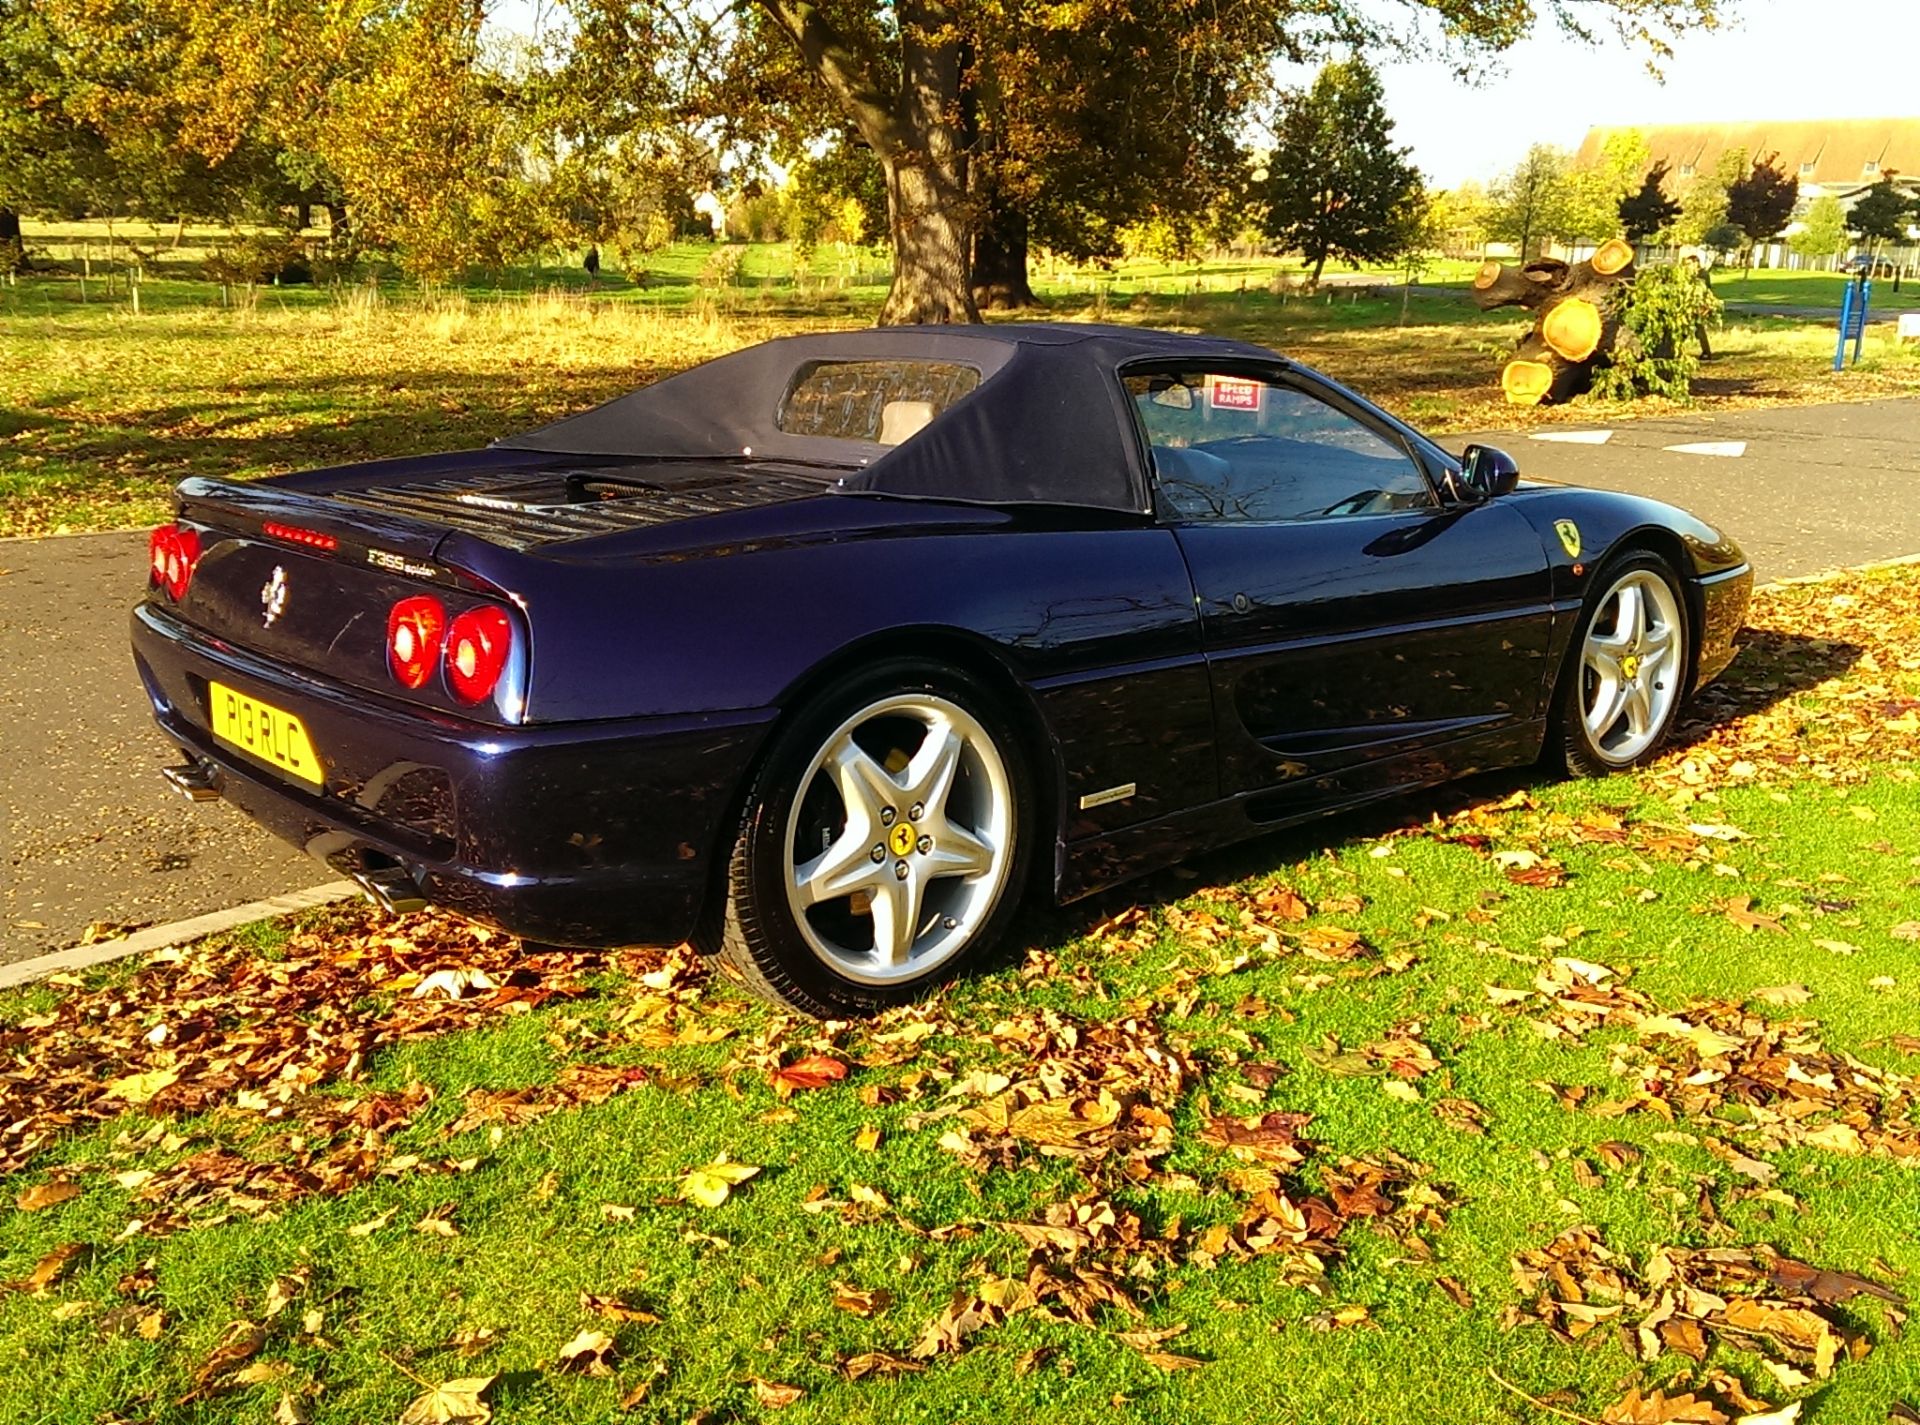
[1457,444,1521,500]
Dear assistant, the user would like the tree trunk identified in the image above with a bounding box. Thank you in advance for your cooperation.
[1310,251,1328,287]
[970,201,1039,311]
[0,208,19,245]
[878,158,977,324]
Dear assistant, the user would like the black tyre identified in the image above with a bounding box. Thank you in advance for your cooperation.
[709,659,1036,1018]
[1552,551,1691,777]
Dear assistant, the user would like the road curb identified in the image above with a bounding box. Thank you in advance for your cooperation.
[0,882,357,990]
[1757,550,1920,590]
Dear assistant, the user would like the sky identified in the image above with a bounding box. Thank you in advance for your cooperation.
[1361,0,1920,187]
[488,0,1920,189]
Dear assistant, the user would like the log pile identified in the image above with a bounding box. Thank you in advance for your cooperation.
[1472,238,1636,405]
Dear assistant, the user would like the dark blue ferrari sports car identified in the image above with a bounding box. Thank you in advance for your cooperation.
[133,324,1752,1016]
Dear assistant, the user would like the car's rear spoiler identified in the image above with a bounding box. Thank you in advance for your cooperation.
[174,476,452,564]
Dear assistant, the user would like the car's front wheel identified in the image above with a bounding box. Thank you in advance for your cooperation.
[710,660,1034,1018]
[1555,552,1690,776]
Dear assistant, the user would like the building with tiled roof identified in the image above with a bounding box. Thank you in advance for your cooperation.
[1575,117,1920,199]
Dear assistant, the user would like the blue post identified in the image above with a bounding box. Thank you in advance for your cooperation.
[1853,278,1872,364]
[1834,280,1855,371]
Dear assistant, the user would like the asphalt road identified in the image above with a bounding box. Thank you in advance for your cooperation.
[0,533,323,962]
[1457,397,1920,581]
[2,394,1917,965]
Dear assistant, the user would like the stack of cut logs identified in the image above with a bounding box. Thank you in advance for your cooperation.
[1472,237,1636,405]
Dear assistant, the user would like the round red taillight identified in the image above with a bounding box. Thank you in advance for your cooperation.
[164,527,200,601]
[444,605,513,705]
[387,596,446,690]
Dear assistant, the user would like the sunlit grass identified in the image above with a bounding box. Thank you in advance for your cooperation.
[5,250,1919,537]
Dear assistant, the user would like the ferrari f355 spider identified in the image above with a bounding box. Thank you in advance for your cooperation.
[133,325,1751,1015]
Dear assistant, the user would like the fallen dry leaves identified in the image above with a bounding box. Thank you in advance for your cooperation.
[1511,1226,1905,1422]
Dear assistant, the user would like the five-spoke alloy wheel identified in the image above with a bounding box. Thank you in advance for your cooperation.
[711,661,1033,1018]
[1556,553,1691,776]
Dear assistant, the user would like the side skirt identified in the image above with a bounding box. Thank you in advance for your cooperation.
[1054,717,1548,904]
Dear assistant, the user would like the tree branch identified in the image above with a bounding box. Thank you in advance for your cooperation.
[752,0,898,153]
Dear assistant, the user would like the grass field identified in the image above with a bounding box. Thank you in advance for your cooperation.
[2,564,1918,1425]
[6,241,1920,538]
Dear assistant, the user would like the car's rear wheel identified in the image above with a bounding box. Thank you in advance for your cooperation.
[1554,553,1690,776]
[710,660,1034,1018]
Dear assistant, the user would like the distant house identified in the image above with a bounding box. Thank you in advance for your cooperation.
[1574,117,1920,267]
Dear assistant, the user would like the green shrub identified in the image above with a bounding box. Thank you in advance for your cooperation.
[1591,262,1721,401]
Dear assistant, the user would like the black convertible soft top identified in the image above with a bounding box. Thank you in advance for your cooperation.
[496,323,1282,514]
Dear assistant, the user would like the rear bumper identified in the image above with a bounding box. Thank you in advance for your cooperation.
[1692,562,1753,690]
[131,603,776,947]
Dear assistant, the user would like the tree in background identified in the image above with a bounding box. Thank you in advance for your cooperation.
[1618,160,1680,243]
[1563,128,1646,246]
[1663,145,1743,247]
[1488,145,1572,261]
[1846,174,1918,291]
[318,0,547,279]
[1724,151,1796,274]
[1434,182,1491,258]
[1846,174,1916,255]
[1255,57,1424,287]
[1788,194,1847,267]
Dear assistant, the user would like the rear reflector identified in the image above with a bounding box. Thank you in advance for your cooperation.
[387,596,446,691]
[262,520,339,553]
[444,605,513,704]
[148,525,201,601]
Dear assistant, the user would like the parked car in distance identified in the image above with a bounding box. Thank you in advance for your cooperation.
[133,324,1752,1016]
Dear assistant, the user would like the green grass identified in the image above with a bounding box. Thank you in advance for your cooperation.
[4,609,1919,1425]
[8,247,1920,538]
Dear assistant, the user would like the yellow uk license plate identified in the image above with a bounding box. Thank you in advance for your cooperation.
[208,680,324,787]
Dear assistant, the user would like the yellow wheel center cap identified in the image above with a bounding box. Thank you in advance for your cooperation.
[1620,654,1640,680]
[889,822,917,857]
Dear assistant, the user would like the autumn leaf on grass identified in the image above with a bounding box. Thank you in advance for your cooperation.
[770,1053,848,1098]
[6,1242,84,1293]
[1720,896,1787,933]
[1116,1323,1203,1371]
[1601,1387,1732,1423]
[181,1321,267,1400]
[678,1159,760,1208]
[1257,886,1312,921]
[616,1362,668,1411]
[14,1180,81,1212]
[411,967,500,1001]
[1752,984,1813,1007]
[556,1328,618,1376]
[346,1206,399,1237]
[1198,1110,1312,1169]
[831,1282,893,1317]
[1891,922,1920,943]
[838,1350,925,1381]
[100,1067,181,1106]
[398,1375,496,1425]
[581,1292,660,1324]
[751,1378,805,1408]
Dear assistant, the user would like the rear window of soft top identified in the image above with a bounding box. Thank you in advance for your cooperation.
[777,360,980,445]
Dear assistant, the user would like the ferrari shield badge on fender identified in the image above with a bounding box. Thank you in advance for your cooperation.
[1554,520,1582,559]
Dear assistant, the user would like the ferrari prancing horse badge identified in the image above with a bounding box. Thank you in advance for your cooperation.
[1554,520,1582,559]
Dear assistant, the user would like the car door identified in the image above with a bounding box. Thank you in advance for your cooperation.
[1124,364,1555,804]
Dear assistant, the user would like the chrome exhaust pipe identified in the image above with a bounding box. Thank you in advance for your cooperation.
[350,864,429,915]
[162,761,222,802]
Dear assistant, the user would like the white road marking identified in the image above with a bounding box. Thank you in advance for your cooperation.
[1663,440,1748,457]
[0,881,355,989]
[1530,430,1615,444]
